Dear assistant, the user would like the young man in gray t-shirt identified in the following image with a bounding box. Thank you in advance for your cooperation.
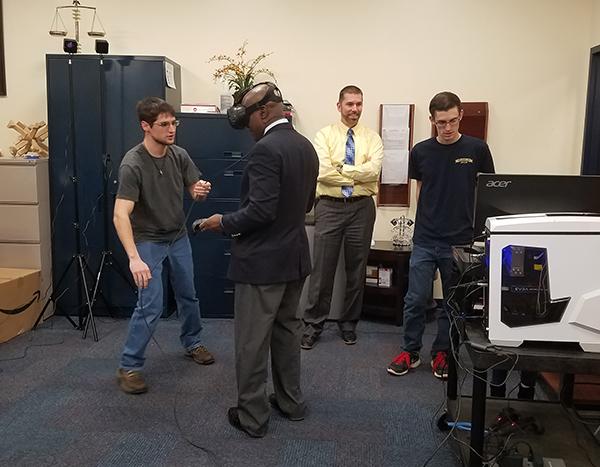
[113,97,214,394]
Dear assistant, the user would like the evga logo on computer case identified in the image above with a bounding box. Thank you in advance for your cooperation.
[486,180,512,188]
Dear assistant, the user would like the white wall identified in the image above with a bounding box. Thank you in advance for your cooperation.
[593,0,600,44]
[0,0,595,239]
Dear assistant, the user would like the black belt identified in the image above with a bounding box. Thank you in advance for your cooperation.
[319,195,370,203]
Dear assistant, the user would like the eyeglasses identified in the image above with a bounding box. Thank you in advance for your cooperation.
[434,117,460,128]
[153,119,180,128]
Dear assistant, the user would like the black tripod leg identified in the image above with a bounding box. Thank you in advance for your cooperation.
[84,253,115,319]
[107,251,136,291]
[33,298,54,330]
[81,256,93,339]
[79,256,99,341]
[34,293,55,330]
[33,255,78,330]
[84,253,104,339]
[87,252,130,319]
[97,251,137,317]
[64,313,77,328]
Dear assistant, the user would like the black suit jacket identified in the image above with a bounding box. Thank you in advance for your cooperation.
[222,122,319,284]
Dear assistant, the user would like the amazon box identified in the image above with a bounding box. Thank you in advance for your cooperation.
[0,268,41,343]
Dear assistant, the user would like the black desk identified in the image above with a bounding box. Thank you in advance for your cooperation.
[447,321,600,467]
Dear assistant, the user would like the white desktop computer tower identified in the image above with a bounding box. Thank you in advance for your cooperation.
[486,214,600,352]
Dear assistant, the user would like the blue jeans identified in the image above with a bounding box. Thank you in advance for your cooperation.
[402,244,456,356]
[120,236,203,371]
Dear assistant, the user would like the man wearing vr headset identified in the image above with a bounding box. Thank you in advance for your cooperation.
[199,83,319,438]
[301,85,383,349]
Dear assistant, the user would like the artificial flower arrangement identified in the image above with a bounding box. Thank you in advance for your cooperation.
[209,41,276,100]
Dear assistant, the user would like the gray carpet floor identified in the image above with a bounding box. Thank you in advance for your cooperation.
[0,316,462,467]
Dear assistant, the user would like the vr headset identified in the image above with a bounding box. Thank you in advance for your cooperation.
[227,82,283,129]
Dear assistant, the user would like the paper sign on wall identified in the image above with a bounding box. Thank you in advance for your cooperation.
[381,104,411,184]
[165,62,176,89]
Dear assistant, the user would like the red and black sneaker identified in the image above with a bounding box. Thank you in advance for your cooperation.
[387,351,421,376]
[431,351,449,380]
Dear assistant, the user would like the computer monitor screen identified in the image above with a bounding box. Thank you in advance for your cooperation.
[473,174,600,240]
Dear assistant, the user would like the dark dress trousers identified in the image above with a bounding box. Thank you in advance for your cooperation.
[222,122,319,436]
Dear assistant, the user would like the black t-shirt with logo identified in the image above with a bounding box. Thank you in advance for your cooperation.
[409,135,495,247]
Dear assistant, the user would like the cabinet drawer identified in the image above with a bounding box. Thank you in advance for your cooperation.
[192,238,231,279]
[197,277,235,318]
[0,162,47,204]
[0,242,43,267]
[176,114,253,159]
[0,205,41,242]
[193,158,246,199]
[191,238,234,318]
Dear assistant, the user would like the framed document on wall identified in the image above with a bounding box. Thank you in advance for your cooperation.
[0,0,5,96]
[378,103,414,206]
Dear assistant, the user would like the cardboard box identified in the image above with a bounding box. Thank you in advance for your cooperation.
[0,268,41,343]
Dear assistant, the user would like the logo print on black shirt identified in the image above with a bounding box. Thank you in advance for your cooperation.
[455,157,473,164]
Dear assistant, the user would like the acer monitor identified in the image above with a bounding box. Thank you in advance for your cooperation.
[472,173,600,241]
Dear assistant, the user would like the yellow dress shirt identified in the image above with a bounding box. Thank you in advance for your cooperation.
[314,122,384,198]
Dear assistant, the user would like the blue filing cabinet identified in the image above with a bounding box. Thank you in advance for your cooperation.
[176,113,254,318]
[46,54,181,318]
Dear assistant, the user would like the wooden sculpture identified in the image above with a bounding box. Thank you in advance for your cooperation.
[7,120,49,158]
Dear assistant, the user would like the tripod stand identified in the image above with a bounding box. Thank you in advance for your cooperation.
[34,252,96,334]
[35,56,103,339]
[81,56,138,339]
[82,151,137,339]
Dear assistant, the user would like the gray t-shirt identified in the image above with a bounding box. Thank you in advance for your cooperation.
[117,143,200,243]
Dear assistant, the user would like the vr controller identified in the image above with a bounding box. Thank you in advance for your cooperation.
[192,218,206,233]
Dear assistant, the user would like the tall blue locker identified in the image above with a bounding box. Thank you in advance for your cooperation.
[46,54,181,318]
[176,114,254,318]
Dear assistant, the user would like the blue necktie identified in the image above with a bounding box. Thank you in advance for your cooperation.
[342,128,354,198]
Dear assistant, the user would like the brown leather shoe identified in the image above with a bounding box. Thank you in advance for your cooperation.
[116,368,148,394]
[186,345,215,365]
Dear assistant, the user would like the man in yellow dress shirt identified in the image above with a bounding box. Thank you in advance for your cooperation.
[302,85,383,349]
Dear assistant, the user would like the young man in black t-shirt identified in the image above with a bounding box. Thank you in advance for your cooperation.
[387,92,495,379]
